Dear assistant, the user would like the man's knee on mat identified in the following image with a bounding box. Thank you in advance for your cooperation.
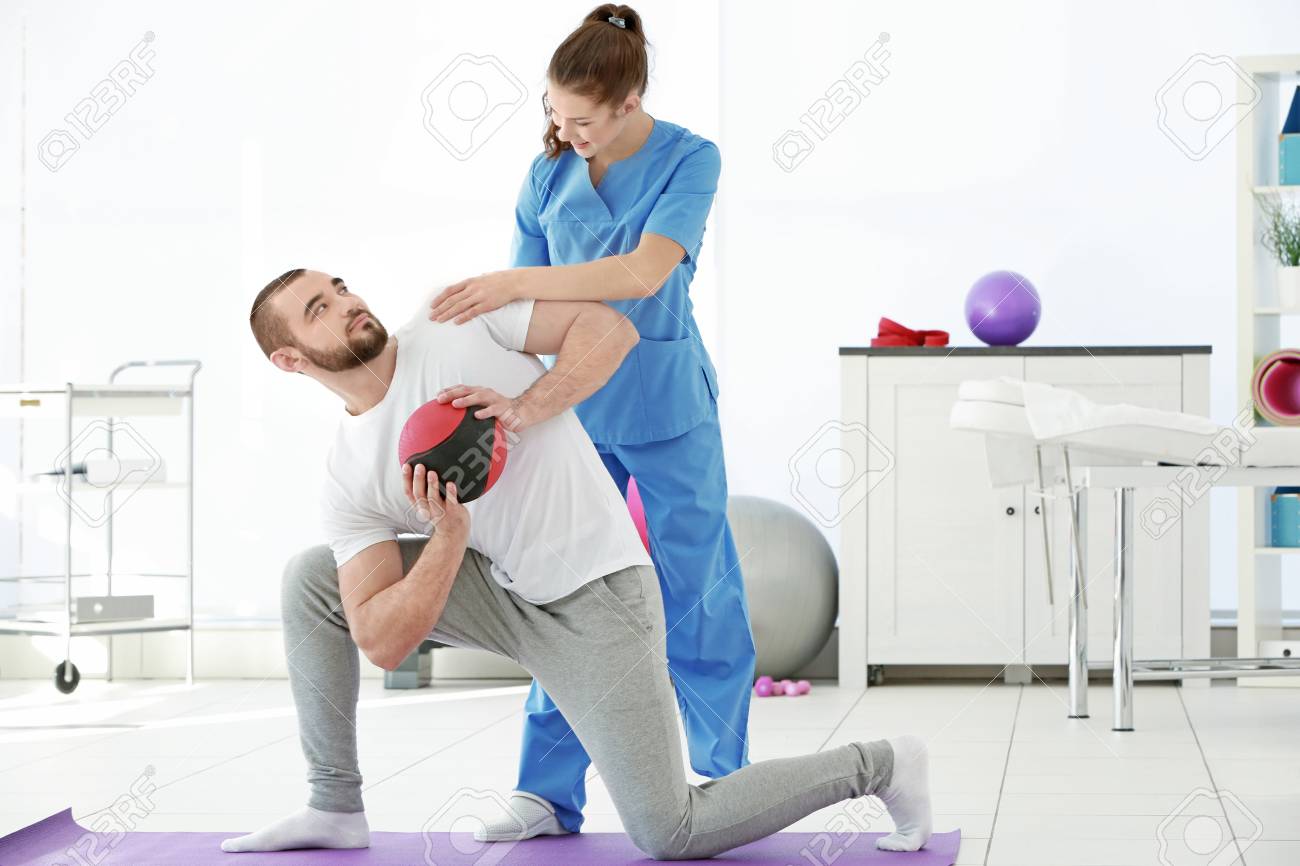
[631,826,686,861]
[622,803,693,861]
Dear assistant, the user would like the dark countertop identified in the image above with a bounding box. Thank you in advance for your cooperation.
[839,345,1213,356]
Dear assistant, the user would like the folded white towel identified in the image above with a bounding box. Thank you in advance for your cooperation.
[995,377,1221,442]
[953,378,1300,475]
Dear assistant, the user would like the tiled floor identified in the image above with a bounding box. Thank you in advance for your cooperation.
[1,678,1298,864]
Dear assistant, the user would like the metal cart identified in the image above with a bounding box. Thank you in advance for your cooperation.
[0,360,201,692]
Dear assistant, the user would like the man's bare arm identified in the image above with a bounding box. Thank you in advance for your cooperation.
[429,233,686,323]
[342,468,470,670]
[515,300,637,427]
[437,300,638,431]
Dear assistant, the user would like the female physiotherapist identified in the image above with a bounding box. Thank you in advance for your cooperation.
[429,3,756,841]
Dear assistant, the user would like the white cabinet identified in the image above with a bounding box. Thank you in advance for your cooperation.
[860,356,1025,665]
[838,348,1211,689]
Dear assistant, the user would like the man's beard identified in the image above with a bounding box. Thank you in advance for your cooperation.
[299,317,390,373]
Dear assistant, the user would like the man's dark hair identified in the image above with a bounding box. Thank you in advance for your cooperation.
[249,268,306,359]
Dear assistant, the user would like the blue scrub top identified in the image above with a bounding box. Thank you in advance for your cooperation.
[510,117,721,446]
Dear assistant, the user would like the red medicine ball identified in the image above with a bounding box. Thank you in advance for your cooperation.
[397,400,508,504]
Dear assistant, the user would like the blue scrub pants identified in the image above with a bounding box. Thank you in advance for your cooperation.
[514,410,756,832]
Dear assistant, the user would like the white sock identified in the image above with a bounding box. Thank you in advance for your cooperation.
[875,734,932,852]
[220,805,369,852]
[472,790,570,843]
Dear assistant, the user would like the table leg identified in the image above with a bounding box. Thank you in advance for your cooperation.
[1068,486,1089,718]
[1113,487,1135,731]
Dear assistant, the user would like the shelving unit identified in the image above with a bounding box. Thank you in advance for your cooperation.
[0,360,201,692]
[1236,55,1300,685]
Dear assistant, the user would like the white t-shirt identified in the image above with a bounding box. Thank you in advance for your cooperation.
[319,299,652,604]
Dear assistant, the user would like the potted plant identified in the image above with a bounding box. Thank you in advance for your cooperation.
[1257,194,1300,308]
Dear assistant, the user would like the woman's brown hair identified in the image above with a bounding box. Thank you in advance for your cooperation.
[542,4,649,159]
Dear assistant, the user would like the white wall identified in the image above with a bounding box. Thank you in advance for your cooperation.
[0,1,22,616]
[714,0,1300,614]
[1,0,1296,625]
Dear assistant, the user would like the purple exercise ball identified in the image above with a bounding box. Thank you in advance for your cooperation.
[965,270,1041,346]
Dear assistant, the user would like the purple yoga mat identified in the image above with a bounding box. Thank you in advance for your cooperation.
[1,808,960,865]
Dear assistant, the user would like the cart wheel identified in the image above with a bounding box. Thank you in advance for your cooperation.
[54,661,80,694]
[868,665,885,687]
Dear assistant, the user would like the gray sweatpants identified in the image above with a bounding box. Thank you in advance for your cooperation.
[281,538,894,861]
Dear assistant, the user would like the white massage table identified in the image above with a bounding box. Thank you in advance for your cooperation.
[950,377,1300,730]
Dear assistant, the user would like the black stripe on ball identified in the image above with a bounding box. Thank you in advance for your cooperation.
[404,408,498,504]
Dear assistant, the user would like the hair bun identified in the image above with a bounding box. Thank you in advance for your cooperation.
[586,4,641,36]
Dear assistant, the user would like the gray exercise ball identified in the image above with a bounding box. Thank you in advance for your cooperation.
[726,495,838,679]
